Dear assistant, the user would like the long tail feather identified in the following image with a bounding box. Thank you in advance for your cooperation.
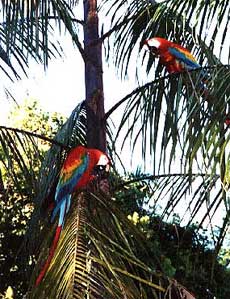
[35,225,62,286]
[66,195,71,214]
[35,200,67,286]
[51,195,71,223]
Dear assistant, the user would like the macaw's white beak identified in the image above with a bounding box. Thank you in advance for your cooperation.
[142,38,160,57]
[141,40,150,52]
[105,164,110,172]
[142,44,150,52]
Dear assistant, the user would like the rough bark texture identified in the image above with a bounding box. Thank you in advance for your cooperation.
[83,0,106,152]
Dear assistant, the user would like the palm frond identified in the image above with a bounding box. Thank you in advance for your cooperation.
[0,0,82,77]
[29,191,196,299]
[164,0,230,59]
[0,125,42,198]
[112,170,229,256]
[113,172,222,222]
[101,0,230,185]
[110,66,229,172]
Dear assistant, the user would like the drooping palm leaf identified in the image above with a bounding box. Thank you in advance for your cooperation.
[108,66,229,171]
[101,0,230,181]
[163,0,229,59]
[101,0,230,179]
[0,0,82,78]
[0,125,42,198]
[112,169,229,257]
[113,171,222,223]
[28,190,196,299]
[0,102,86,201]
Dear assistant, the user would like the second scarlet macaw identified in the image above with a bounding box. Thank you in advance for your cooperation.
[142,37,201,74]
[143,37,230,127]
[35,145,110,286]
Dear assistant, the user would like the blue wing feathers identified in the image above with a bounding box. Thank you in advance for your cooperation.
[55,153,89,203]
[51,151,89,224]
[55,171,83,202]
[58,201,66,226]
[36,148,90,286]
[169,46,208,81]
[169,47,200,69]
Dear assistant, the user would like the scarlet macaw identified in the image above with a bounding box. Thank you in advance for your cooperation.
[35,145,110,286]
[142,37,201,74]
[143,37,230,126]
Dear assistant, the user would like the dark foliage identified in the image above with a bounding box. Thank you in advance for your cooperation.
[113,175,230,299]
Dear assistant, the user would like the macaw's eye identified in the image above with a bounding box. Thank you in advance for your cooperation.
[149,46,158,53]
[95,165,106,172]
[92,165,110,179]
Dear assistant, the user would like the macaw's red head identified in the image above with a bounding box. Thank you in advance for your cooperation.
[142,37,171,56]
[88,148,110,179]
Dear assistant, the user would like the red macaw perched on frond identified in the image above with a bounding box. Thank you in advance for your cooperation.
[142,37,230,127]
[142,37,201,74]
[35,145,110,286]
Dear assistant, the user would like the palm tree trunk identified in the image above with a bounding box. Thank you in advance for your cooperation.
[83,0,106,152]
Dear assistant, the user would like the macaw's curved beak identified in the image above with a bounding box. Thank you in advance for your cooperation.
[140,39,158,57]
[140,39,149,51]
[92,164,110,179]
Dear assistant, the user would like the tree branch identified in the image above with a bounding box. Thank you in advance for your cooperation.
[104,64,229,120]
[43,16,84,25]
[0,126,69,149]
[99,15,135,43]
[0,16,85,27]
[112,173,218,192]
[89,15,135,47]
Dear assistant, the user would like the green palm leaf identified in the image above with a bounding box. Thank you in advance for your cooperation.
[108,66,229,173]
[28,191,178,298]
[112,169,230,258]
[0,0,82,77]
[0,125,42,198]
